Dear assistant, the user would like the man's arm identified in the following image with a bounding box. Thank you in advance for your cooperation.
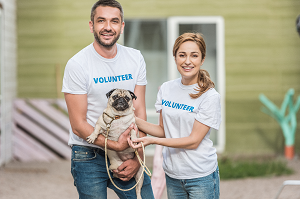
[64,93,130,152]
[113,85,147,181]
[132,85,147,160]
[133,85,147,120]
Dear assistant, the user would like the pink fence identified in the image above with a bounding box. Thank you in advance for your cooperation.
[13,99,71,162]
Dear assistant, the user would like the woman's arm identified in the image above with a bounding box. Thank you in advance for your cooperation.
[135,111,165,138]
[130,118,210,150]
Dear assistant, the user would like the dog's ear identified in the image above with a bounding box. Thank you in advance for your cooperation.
[106,89,116,99]
[128,90,137,100]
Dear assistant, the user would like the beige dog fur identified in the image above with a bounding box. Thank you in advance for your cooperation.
[86,89,144,199]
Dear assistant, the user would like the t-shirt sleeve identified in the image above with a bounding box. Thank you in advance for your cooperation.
[136,52,147,86]
[155,86,163,113]
[195,93,221,130]
[61,58,87,94]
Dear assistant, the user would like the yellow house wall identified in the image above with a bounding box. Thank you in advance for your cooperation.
[17,0,300,155]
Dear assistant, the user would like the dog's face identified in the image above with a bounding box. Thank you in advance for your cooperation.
[106,89,137,112]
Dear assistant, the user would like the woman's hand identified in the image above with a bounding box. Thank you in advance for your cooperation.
[128,136,155,149]
[133,113,166,138]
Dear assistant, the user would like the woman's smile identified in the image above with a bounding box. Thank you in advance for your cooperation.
[182,65,194,71]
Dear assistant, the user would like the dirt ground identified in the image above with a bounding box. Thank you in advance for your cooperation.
[0,157,299,199]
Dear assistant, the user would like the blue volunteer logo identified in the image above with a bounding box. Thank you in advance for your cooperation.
[162,99,194,112]
[93,74,133,84]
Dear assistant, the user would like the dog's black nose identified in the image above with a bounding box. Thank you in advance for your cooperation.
[112,97,129,111]
[118,97,126,104]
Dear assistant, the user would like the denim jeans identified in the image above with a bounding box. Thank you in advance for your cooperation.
[165,167,220,199]
[71,145,154,199]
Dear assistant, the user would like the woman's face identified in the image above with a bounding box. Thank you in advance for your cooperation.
[175,41,205,85]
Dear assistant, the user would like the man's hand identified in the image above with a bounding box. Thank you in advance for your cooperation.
[112,156,140,181]
[114,123,137,152]
[112,123,141,181]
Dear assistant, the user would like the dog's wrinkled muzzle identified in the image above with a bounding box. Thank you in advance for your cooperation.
[112,98,129,111]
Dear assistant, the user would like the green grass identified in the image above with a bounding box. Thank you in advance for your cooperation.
[218,158,294,180]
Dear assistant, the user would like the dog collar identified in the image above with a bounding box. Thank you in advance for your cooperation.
[114,115,122,119]
[102,112,125,138]
[103,112,123,120]
[102,112,124,128]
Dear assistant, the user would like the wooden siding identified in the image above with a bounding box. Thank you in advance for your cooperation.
[17,0,300,156]
[13,99,71,162]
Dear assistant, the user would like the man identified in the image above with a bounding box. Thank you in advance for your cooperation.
[62,0,154,198]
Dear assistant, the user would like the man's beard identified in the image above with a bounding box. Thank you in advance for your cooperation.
[94,29,121,49]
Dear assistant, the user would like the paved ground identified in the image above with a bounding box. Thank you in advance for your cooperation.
[0,157,299,199]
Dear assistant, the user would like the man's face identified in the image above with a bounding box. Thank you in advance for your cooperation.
[89,6,124,48]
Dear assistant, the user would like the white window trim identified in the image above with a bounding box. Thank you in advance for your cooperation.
[167,16,226,153]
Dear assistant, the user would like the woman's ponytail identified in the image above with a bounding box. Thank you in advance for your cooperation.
[189,69,215,99]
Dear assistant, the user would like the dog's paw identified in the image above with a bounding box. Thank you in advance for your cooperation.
[86,136,95,144]
[109,164,118,171]
[133,141,138,146]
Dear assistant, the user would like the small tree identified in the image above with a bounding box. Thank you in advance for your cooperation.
[259,89,300,159]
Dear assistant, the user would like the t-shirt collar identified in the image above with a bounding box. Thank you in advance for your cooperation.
[91,43,120,62]
[178,78,198,90]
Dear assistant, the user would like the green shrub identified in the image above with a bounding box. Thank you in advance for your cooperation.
[218,158,294,180]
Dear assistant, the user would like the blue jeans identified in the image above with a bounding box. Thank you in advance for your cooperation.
[165,167,220,199]
[71,145,154,199]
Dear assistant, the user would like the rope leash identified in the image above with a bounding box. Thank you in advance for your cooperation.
[103,112,151,192]
[134,147,151,177]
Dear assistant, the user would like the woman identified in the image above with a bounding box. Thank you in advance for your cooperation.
[129,32,221,199]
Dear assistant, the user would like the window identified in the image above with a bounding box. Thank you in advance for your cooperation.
[124,19,168,154]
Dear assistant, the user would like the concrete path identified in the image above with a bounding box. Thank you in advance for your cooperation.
[0,158,299,199]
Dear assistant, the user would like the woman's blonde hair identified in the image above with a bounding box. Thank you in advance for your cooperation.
[173,32,215,99]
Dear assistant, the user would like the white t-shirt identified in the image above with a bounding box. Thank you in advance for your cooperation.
[62,43,147,148]
[155,78,221,179]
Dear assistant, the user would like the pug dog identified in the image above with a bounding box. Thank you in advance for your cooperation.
[86,88,144,199]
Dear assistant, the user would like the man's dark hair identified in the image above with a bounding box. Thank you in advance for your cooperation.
[90,0,124,23]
